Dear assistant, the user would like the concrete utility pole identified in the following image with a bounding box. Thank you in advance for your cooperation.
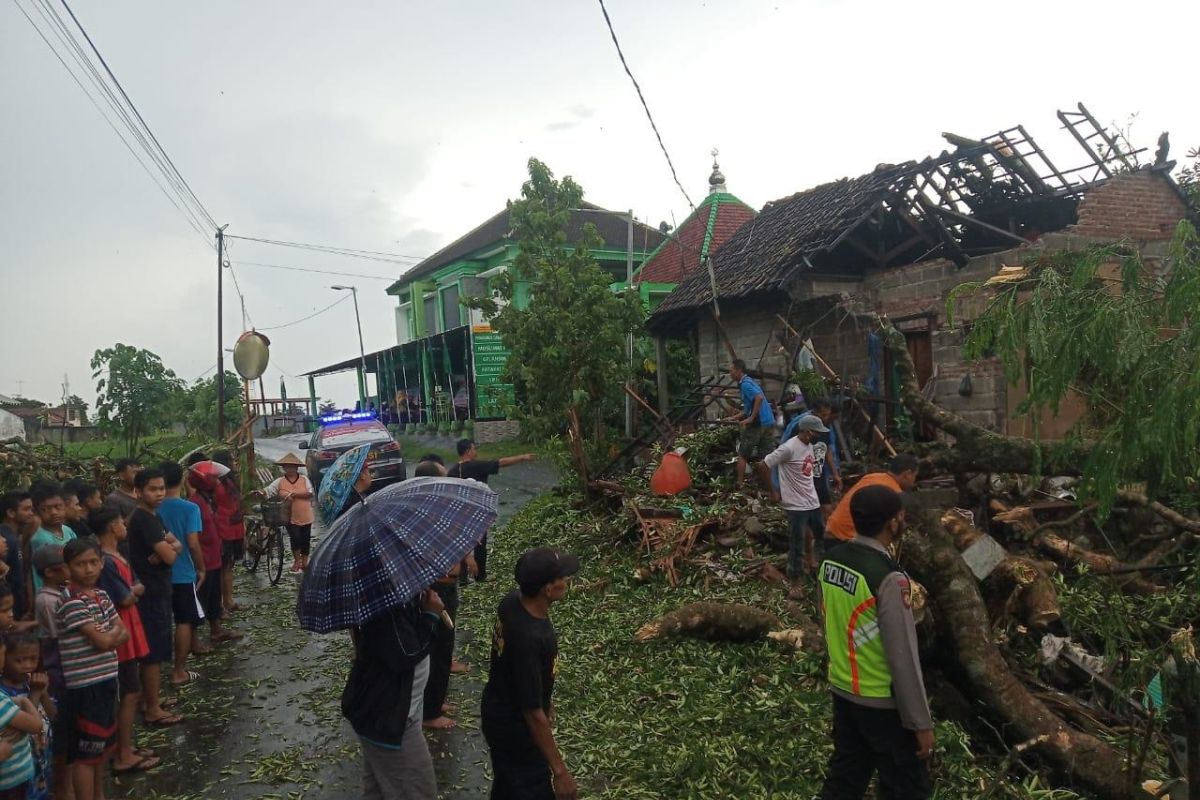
[332,285,368,407]
[216,225,228,439]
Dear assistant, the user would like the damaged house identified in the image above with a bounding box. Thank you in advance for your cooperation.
[646,104,1194,438]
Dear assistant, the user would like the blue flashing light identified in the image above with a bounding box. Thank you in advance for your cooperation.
[318,411,377,425]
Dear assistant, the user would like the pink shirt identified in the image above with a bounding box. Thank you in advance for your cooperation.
[267,475,315,526]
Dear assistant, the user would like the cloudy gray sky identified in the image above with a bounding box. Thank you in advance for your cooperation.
[2,0,1196,409]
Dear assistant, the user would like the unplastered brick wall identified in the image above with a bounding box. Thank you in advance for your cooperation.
[473,419,520,444]
[1069,170,1188,241]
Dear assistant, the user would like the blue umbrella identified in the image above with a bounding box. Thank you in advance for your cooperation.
[316,443,372,526]
[297,476,498,633]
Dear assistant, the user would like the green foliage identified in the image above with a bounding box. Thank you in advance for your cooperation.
[467,158,643,464]
[90,344,183,457]
[632,337,698,423]
[1178,146,1200,208]
[318,399,338,415]
[954,223,1200,514]
[168,371,244,439]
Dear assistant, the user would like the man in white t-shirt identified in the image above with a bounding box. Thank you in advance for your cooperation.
[763,414,829,598]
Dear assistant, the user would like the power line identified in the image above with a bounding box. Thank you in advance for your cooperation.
[58,0,217,230]
[256,294,351,332]
[12,0,213,247]
[224,234,426,265]
[595,0,695,211]
[231,259,395,281]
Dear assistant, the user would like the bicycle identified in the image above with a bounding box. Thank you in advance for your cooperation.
[245,499,287,586]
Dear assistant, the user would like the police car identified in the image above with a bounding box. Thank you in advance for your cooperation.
[300,411,406,491]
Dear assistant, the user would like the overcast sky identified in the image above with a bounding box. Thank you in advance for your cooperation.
[2,0,1196,409]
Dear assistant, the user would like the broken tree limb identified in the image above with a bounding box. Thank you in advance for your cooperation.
[941,511,1062,631]
[991,503,1165,595]
[903,514,1144,800]
[881,325,1091,474]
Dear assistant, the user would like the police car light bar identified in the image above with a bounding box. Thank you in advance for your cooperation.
[318,411,376,425]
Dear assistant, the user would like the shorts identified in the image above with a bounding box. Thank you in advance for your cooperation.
[198,569,223,622]
[737,425,775,461]
[286,524,312,556]
[117,659,141,697]
[66,679,117,765]
[138,592,173,664]
[221,539,245,567]
[171,582,206,626]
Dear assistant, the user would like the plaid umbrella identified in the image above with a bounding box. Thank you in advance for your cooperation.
[297,476,498,634]
[316,443,372,526]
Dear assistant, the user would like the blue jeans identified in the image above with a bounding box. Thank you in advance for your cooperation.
[787,509,826,579]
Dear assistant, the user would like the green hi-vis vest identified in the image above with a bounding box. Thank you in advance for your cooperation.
[820,541,901,699]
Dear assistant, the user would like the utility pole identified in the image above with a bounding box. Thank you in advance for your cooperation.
[332,285,368,407]
[216,225,229,439]
[625,209,635,439]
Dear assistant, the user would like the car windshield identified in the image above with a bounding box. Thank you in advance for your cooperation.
[319,423,390,448]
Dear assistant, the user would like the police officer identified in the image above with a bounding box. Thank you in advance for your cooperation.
[818,484,933,799]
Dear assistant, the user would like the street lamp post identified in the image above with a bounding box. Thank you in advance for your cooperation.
[331,285,368,408]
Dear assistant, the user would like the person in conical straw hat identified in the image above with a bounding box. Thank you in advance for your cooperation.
[264,453,315,573]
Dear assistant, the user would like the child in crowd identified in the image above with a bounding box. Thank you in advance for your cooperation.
[155,462,206,685]
[92,508,156,774]
[186,469,241,646]
[29,483,77,592]
[2,633,54,799]
[125,469,181,727]
[211,451,246,615]
[60,487,92,540]
[57,538,128,800]
[0,631,49,800]
[0,493,33,620]
[65,481,103,517]
[32,547,71,800]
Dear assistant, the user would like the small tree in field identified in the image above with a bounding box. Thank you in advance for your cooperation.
[91,344,182,456]
[469,158,643,476]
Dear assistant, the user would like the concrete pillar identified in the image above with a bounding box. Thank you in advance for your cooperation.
[307,375,318,418]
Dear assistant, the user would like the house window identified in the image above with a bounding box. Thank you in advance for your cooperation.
[442,285,461,330]
[423,294,439,335]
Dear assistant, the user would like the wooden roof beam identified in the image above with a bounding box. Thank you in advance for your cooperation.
[915,195,970,268]
[925,203,1029,247]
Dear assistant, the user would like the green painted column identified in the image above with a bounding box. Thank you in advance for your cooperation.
[307,375,318,417]
[356,365,366,408]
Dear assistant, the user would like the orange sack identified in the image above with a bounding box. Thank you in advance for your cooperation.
[650,452,692,496]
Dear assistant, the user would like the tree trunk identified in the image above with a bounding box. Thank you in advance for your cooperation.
[904,515,1144,800]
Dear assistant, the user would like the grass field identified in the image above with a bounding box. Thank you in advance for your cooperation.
[62,433,211,461]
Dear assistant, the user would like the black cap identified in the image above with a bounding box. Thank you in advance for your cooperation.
[515,547,580,594]
[849,484,904,538]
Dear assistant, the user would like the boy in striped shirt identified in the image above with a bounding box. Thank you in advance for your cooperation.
[56,539,128,800]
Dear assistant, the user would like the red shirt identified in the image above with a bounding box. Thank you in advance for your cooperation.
[190,496,223,570]
[214,478,245,542]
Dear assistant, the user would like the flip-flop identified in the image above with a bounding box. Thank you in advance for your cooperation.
[135,747,156,758]
[212,630,244,642]
[171,670,200,686]
[144,713,183,727]
[159,697,179,709]
[112,755,161,774]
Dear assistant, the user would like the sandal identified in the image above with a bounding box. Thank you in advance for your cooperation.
[135,747,156,758]
[112,755,161,774]
[171,670,200,686]
[144,713,184,727]
[212,630,244,642]
[159,697,179,709]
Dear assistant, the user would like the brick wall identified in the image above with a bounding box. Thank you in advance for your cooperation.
[474,419,521,444]
[1069,170,1188,241]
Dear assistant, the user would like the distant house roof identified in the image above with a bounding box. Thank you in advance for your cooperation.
[386,203,666,294]
[652,163,914,320]
[635,180,756,286]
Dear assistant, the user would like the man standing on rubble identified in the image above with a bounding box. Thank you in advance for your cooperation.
[724,359,776,490]
[763,414,828,599]
[819,485,933,800]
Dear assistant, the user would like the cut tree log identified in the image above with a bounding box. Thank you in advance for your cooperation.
[941,511,1062,630]
[903,513,1149,800]
[635,602,781,643]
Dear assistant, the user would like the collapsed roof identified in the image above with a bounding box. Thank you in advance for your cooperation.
[649,103,1167,333]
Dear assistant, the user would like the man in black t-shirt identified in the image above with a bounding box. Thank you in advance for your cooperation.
[447,439,535,582]
[127,467,184,725]
[481,547,579,800]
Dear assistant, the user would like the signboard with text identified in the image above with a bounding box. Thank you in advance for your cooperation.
[472,327,515,419]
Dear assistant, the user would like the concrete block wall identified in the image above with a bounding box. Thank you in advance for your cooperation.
[474,419,521,444]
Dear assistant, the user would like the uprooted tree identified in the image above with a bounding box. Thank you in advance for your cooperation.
[879,222,1200,799]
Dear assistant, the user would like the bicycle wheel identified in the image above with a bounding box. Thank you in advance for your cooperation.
[267,526,285,585]
[247,523,264,574]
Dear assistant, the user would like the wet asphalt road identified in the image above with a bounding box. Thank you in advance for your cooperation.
[116,459,558,800]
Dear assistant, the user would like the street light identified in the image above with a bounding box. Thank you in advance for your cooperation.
[331,285,369,407]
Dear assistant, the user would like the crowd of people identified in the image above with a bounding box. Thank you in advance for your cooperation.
[0,451,247,800]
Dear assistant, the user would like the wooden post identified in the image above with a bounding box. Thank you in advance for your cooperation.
[654,337,670,416]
